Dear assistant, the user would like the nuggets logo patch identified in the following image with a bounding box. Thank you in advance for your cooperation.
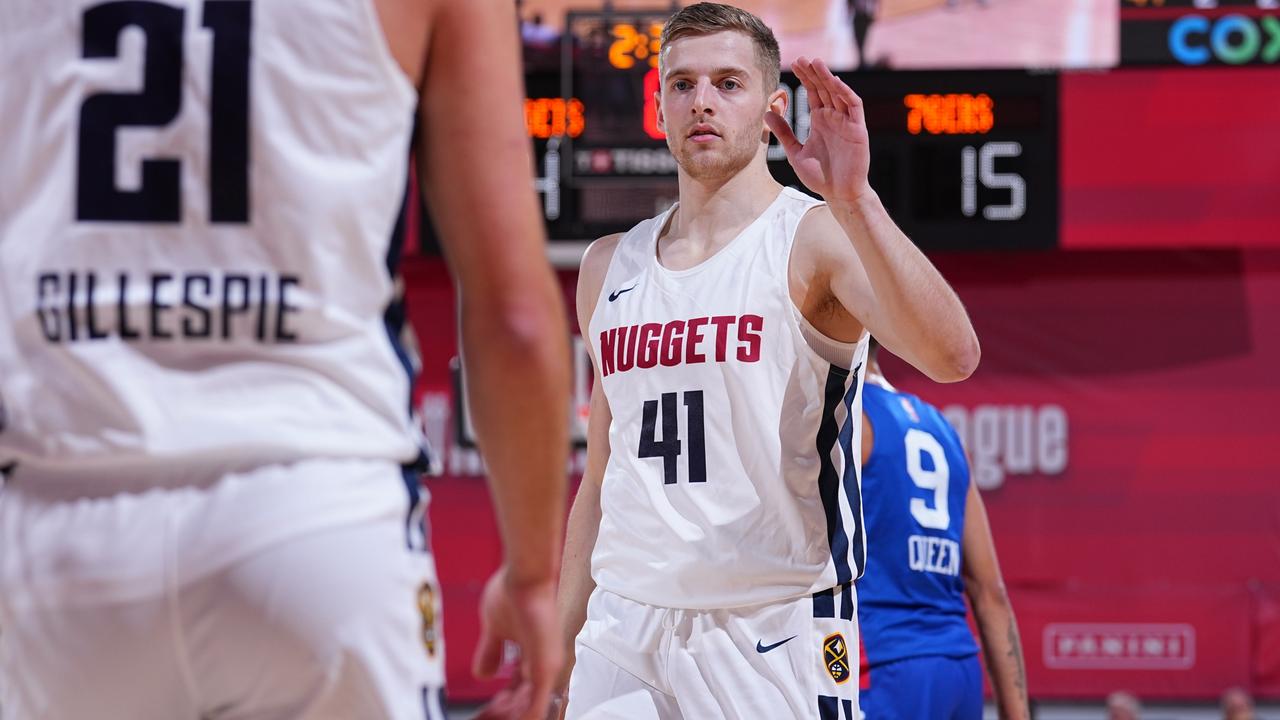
[824,632,851,684]
[417,582,438,657]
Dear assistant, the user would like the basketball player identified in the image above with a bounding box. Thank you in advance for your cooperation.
[554,3,979,717]
[858,338,1028,720]
[0,2,569,719]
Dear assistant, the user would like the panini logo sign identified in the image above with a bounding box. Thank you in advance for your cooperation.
[1044,623,1195,670]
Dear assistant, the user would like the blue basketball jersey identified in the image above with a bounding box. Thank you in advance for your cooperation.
[857,382,978,666]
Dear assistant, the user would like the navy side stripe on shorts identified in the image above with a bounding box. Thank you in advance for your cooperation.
[812,584,856,620]
[813,586,836,618]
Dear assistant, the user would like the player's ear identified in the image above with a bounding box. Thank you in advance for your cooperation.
[655,83,665,135]
[655,88,666,135]
[767,84,788,119]
[762,85,787,142]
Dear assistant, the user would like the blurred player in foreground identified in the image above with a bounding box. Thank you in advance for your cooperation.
[554,2,979,717]
[857,338,1028,720]
[0,1,568,718]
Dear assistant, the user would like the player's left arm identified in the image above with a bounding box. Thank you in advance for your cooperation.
[960,479,1030,720]
[767,58,978,382]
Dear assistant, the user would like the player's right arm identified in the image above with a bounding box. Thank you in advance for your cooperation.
[768,58,979,382]
[552,234,621,713]
[961,480,1030,720]
[410,2,571,718]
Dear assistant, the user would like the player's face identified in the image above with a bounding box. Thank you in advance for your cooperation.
[657,32,777,182]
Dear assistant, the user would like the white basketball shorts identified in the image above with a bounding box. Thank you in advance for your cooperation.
[567,585,861,719]
[0,458,446,720]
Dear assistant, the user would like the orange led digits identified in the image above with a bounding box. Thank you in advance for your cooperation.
[609,23,663,70]
[904,93,994,135]
[524,97,585,139]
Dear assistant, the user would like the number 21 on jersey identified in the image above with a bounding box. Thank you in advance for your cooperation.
[78,0,252,223]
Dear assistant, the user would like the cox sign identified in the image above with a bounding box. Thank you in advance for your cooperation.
[1168,14,1280,65]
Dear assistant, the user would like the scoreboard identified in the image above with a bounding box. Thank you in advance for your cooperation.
[527,69,1059,251]
[525,11,1058,251]
[503,10,1280,255]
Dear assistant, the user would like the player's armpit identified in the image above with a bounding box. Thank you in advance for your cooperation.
[789,205,872,345]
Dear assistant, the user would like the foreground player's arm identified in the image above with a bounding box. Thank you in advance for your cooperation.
[767,58,978,382]
[961,481,1030,720]
[416,1,570,714]
[552,236,619,709]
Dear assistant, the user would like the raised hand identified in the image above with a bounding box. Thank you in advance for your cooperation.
[763,57,872,203]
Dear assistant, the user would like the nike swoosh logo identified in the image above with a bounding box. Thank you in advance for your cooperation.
[756,635,797,654]
[608,285,637,302]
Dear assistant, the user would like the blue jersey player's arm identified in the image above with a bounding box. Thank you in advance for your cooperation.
[961,477,1030,720]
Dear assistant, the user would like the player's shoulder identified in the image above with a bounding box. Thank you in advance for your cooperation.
[793,201,842,248]
[869,384,943,429]
[575,233,625,328]
[792,200,860,281]
[578,232,626,293]
[897,389,943,424]
[580,233,625,279]
[913,396,964,447]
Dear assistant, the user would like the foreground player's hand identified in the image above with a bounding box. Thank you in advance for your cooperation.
[764,57,872,203]
[473,566,563,720]
[472,669,533,720]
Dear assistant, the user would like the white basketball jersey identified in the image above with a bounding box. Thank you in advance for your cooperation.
[0,0,421,482]
[589,188,870,609]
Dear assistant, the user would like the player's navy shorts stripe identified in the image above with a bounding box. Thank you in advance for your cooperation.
[816,364,854,585]
[421,685,447,720]
[843,698,855,720]
[401,464,430,552]
[818,695,841,720]
[813,587,836,618]
[840,581,855,621]
[838,363,866,578]
[814,583,856,620]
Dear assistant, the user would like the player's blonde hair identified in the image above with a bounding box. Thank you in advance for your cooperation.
[660,2,781,95]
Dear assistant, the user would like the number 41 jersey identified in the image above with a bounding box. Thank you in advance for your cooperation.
[588,188,870,609]
[0,0,420,481]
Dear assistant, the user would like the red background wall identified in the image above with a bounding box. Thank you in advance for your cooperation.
[402,247,1280,701]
